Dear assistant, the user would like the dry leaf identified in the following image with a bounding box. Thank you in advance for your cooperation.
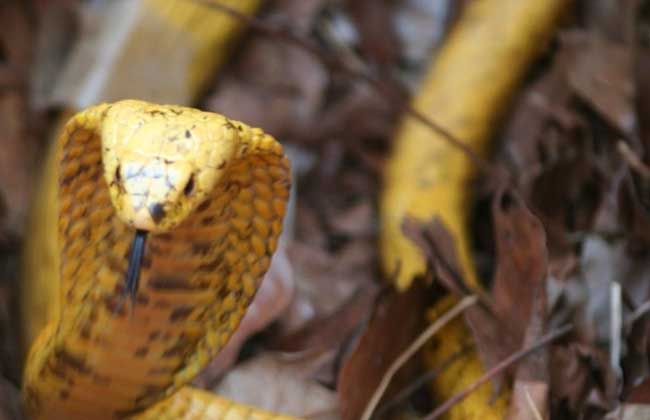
[337,283,428,420]
[506,279,549,420]
[491,189,548,344]
[566,31,635,135]
[270,286,378,355]
[206,0,328,141]
[214,352,339,419]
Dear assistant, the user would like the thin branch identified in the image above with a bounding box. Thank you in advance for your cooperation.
[191,0,501,180]
[360,295,479,420]
[610,282,622,379]
[625,299,650,330]
[374,346,472,419]
[618,141,650,179]
[524,385,544,420]
[423,324,573,420]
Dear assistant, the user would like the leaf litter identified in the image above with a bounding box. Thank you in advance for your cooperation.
[3,0,650,419]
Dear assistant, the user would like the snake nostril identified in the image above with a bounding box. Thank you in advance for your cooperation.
[148,203,166,223]
[183,174,195,196]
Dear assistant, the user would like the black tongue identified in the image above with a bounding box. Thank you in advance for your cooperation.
[125,229,148,304]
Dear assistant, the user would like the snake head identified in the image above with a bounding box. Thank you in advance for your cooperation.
[100,100,238,233]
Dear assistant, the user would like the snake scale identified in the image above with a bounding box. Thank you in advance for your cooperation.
[20,100,296,419]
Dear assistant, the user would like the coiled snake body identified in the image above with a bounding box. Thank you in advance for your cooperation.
[20,100,292,419]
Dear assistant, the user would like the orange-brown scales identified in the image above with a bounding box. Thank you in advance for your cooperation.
[21,100,291,419]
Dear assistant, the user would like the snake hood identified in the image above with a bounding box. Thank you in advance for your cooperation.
[101,100,238,232]
[22,99,292,418]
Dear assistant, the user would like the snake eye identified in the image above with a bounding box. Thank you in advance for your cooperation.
[115,165,121,182]
[183,174,195,196]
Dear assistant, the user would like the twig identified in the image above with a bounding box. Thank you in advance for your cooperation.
[423,324,573,420]
[360,295,479,420]
[625,299,650,329]
[610,282,622,381]
[374,346,472,419]
[617,141,650,179]
[524,385,544,420]
[191,0,500,180]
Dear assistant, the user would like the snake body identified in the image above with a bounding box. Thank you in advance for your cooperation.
[20,100,291,419]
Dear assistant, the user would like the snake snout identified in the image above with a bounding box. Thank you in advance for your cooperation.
[131,200,174,231]
[132,205,164,231]
[113,160,198,232]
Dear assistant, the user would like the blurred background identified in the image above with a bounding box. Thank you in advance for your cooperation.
[1,1,650,419]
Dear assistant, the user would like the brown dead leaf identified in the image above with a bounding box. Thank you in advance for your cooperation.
[30,1,78,109]
[498,36,619,264]
[0,235,20,383]
[301,84,396,150]
[530,149,605,257]
[403,203,549,398]
[565,31,636,135]
[337,283,428,420]
[551,343,590,413]
[345,0,399,67]
[401,216,470,296]
[623,314,650,402]
[269,285,378,356]
[491,189,548,344]
[619,173,650,252]
[401,215,512,394]
[392,0,466,87]
[627,378,650,404]
[472,190,550,395]
[550,341,617,415]
[498,40,575,192]
[329,199,375,237]
[205,0,328,141]
[619,259,650,398]
[636,18,650,166]
[282,237,376,331]
[506,279,549,420]
[0,1,37,233]
[293,202,328,249]
[0,376,20,420]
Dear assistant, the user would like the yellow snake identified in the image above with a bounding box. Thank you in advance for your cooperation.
[20,100,295,419]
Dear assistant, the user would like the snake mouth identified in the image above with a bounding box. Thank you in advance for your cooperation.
[125,230,148,302]
[131,202,169,231]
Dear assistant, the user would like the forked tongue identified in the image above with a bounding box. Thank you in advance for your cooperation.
[125,229,148,313]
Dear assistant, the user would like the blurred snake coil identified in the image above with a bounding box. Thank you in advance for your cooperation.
[20,100,298,420]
